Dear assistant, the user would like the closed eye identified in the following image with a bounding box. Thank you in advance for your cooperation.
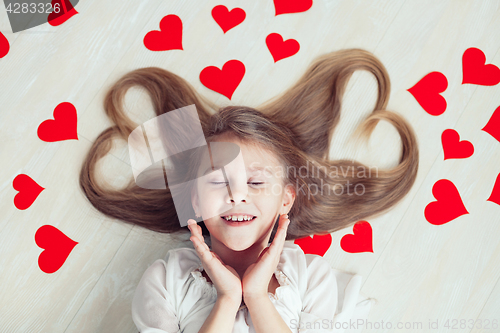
[210,182,264,185]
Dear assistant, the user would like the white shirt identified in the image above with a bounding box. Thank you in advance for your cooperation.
[132,241,373,333]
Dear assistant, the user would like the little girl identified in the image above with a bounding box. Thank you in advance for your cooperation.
[79,48,419,332]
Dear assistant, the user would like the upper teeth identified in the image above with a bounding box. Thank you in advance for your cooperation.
[223,215,255,221]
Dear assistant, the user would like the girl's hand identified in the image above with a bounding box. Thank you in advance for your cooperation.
[241,214,290,301]
[187,219,242,305]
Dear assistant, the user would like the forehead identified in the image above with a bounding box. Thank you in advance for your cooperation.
[201,137,281,175]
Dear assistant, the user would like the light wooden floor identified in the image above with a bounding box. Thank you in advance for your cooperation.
[1,1,500,332]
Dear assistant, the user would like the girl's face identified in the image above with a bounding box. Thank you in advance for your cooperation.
[191,137,295,251]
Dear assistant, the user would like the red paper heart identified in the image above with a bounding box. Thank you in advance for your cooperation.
[38,102,78,142]
[144,15,183,51]
[487,172,500,206]
[273,0,313,15]
[408,71,448,116]
[441,129,474,160]
[0,31,9,58]
[340,221,373,253]
[294,234,332,256]
[212,5,245,33]
[13,174,45,210]
[462,47,500,86]
[424,179,469,225]
[35,225,78,274]
[48,0,78,27]
[266,33,300,62]
[482,106,500,142]
[199,60,245,100]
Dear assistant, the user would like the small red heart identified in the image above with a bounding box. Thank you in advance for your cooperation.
[462,47,500,86]
[266,33,300,63]
[38,102,78,142]
[408,71,448,116]
[35,225,78,274]
[199,60,245,100]
[441,129,474,160]
[0,31,9,58]
[487,172,500,206]
[144,15,183,51]
[13,174,45,210]
[212,5,245,33]
[294,234,332,256]
[482,106,500,143]
[424,179,469,225]
[340,221,373,253]
[273,0,313,16]
[48,0,78,27]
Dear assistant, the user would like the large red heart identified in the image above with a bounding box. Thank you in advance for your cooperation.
[0,31,9,58]
[48,0,78,27]
[482,106,500,143]
[212,5,245,33]
[273,0,313,16]
[35,225,78,274]
[266,33,300,63]
[424,179,469,225]
[13,174,45,210]
[487,172,500,206]
[462,47,500,86]
[38,102,78,142]
[441,129,474,160]
[294,234,332,256]
[199,60,245,100]
[144,15,183,51]
[340,221,373,253]
[408,71,448,116]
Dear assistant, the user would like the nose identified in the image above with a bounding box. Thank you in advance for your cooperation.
[226,180,249,204]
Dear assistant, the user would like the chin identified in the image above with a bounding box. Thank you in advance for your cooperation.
[225,238,254,252]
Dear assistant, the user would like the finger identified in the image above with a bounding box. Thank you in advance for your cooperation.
[188,220,210,253]
[188,219,205,244]
[190,234,213,262]
[269,214,290,256]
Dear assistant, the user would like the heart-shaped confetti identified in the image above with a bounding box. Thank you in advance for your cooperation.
[199,59,245,99]
[212,5,245,33]
[462,47,500,86]
[144,15,183,51]
[273,0,313,16]
[482,106,500,143]
[266,33,300,62]
[408,71,448,116]
[424,179,469,225]
[13,174,45,210]
[47,0,79,27]
[0,32,10,58]
[340,221,373,253]
[35,225,78,274]
[37,102,78,142]
[294,233,332,256]
[487,173,500,206]
[441,129,474,160]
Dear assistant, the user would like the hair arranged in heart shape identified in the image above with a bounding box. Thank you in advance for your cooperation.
[79,48,418,242]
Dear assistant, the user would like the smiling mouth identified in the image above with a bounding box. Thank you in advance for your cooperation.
[220,216,257,222]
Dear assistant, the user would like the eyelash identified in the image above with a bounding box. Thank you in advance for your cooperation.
[211,182,264,185]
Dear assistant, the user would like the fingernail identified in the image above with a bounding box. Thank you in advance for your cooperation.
[187,219,195,225]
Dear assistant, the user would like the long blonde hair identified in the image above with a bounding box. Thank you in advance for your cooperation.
[79,48,418,242]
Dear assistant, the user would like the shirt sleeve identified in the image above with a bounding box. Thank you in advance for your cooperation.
[298,254,339,332]
[132,257,181,333]
[298,254,373,333]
